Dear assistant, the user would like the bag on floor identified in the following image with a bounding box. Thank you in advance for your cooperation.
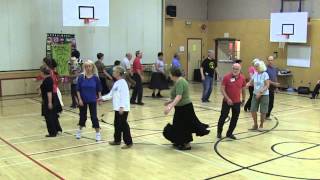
[297,86,310,94]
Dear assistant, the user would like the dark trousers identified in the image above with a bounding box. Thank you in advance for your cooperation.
[244,86,254,111]
[71,84,78,106]
[266,90,275,117]
[130,73,143,103]
[99,76,109,95]
[312,83,320,98]
[217,101,241,136]
[78,102,100,128]
[114,111,132,145]
[44,109,62,136]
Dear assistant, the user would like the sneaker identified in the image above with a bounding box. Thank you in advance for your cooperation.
[109,141,121,145]
[121,144,133,149]
[76,129,81,139]
[95,132,101,142]
[227,134,237,140]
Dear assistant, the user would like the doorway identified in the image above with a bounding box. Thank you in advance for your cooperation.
[187,39,202,81]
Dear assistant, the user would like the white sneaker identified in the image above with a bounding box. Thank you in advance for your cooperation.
[96,132,101,142]
[76,129,81,139]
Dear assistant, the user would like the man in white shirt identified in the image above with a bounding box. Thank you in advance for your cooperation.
[121,53,136,88]
[121,53,132,71]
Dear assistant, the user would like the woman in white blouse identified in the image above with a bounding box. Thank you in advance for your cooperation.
[102,66,133,149]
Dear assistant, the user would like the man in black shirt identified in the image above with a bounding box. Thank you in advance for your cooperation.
[200,50,217,102]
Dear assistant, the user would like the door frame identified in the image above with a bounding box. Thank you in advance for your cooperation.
[187,38,202,80]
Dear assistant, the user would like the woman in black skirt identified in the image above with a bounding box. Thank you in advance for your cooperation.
[149,52,168,98]
[163,68,210,150]
[40,65,62,137]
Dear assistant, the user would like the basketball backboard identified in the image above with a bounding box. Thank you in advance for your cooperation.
[63,0,109,27]
[270,12,308,43]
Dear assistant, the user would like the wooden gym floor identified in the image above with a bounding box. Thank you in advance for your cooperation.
[0,82,319,180]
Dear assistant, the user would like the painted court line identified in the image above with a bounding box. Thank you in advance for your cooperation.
[0,136,65,179]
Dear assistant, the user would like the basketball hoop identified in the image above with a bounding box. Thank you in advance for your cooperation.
[278,34,290,49]
[83,18,99,25]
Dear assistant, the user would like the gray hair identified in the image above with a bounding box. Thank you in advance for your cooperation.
[113,65,125,76]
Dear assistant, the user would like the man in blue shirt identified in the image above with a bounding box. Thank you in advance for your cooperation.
[171,53,181,69]
[266,56,280,120]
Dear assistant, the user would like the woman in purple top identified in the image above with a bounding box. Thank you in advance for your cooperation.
[76,60,102,141]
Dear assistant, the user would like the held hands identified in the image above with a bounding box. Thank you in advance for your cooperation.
[48,103,53,110]
[201,76,205,81]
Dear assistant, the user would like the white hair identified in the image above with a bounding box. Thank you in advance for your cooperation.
[253,59,267,72]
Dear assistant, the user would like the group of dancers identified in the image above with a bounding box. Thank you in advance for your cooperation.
[38,49,318,151]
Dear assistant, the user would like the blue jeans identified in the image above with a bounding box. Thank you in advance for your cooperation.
[202,75,213,101]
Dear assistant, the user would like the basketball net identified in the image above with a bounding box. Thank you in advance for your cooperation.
[83,18,98,26]
[278,34,289,49]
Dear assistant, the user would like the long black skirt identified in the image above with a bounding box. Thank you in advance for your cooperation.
[163,103,210,145]
[149,72,169,90]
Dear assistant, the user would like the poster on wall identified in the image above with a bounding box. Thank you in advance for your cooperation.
[52,44,72,75]
[46,33,77,75]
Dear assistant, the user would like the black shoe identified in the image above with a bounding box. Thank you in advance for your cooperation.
[310,96,315,99]
[196,129,210,136]
[177,144,191,150]
[109,141,121,145]
[227,134,237,140]
[130,101,137,104]
[217,134,222,139]
[156,93,163,98]
[45,134,56,137]
[137,102,144,105]
[152,93,156,98]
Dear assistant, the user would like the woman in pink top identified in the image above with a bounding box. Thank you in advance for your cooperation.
[244,59,258,112]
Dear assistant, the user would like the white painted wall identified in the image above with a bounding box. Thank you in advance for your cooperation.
[0,0,162,71]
